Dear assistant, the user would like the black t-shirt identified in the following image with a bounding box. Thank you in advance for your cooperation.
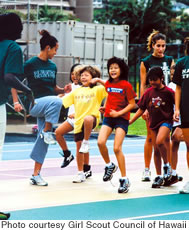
[24,56,57,98]
[173,55,189,123]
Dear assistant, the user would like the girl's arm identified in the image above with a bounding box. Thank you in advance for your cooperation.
[109,98,136,118]
[90,78,105,86]
[140,62,147,97]
[129,108,144,125]
[54,84,72,95]
[173,84,181,122]
[11,88,23,112]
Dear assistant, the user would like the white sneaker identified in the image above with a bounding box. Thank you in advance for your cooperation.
[179,181,189,194]
[41,131,56,145]
[141,169,151,182]
[79,141,89,153]
[73,172,86,183]
[30,174,48,186]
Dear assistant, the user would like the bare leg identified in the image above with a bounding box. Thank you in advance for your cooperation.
[144,120,153,169]
[114,128,126,177]
[97,125,113,163]
[55,121,73,151]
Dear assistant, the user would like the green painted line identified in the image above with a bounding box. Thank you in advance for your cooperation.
[10,194,189,220]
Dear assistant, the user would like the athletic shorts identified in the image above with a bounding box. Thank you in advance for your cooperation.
[160,122,172,131]
[102,117,129,134]
[74,116,96,142]
[66,117,74,128]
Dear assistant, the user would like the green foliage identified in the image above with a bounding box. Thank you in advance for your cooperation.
[94,0,188,44]
[38,5,79,22]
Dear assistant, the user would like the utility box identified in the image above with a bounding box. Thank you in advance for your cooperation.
[22,21,129,86]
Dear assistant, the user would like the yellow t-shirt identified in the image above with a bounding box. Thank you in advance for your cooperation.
[63,85,107,134]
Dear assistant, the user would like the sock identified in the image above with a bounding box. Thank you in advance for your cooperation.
[164,163,170,167]
[145,168,150,171]
[83,164,91,172]
[172,169,177,176]
[106,162,112,167]
[120,177,127,180]
[63,150,71,157]
[83,139,89,144]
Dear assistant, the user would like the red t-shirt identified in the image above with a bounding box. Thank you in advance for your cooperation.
[138,86,175,130]
[104,80,136,120]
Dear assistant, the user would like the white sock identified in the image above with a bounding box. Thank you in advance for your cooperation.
[120,177,127,180]
[164,163,170,167]
[83,139,88,144]
[172,170,177,176]
[106,162,112,167]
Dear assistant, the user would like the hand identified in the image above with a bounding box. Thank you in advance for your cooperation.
[58,94,64,98]
[14,103,23,112]
[173,110,180,122]
[68,114,75,119]
[109,109,120,118]
[99,106,105,114]
[142,110,149,121]
[64,83,72,93]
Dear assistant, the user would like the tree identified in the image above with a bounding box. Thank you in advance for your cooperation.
[94,0,177,43]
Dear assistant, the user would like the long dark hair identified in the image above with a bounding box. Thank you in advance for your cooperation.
[184,37,189,56]
[147,66,165,83]
[39,30,58,50]
[107,56,129,82]
[147,30,166,51]
[0,13,23,41]
[70,63,81,82]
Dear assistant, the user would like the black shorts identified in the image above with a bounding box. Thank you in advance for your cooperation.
[74,116,97,142]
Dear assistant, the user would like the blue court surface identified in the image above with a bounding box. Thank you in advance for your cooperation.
[1,133,189,221]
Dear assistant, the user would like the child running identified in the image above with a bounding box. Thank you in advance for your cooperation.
[62,66,107,183]
[95,56,136,193]
[130,66,174,188]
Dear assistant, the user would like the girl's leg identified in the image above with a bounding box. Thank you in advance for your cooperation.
[144,120,153,168]
[114,128,126,177]
[181,128,189,169]
[151,129,165,188]
[98,125,117,181]
[156,126,171,164]
[0,104,6,160]
[97,125,112,163]
[179,128,189,193]
[73,140,86,183]
[79,115,96,153]
[142,120,153,181]
[55,121,73,151]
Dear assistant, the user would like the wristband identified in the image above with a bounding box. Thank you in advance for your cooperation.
[14,102,19,105]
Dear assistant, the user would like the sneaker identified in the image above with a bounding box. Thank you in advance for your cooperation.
[179,181,189,194]
[118,178,130,193]
[79,141,89,153]
[141,169,151,182]
[60,150,74,168]
[163,165,172,180]
[178,176,183,181]
[30,174,48,186]
[83,164,92,179]
[152,176,164,188]
[0,212,10,220]
[73,172,86,183]
[85,170,92,179]
[164,174,181,186]
[42,131,56,145]
[103,163,118,182]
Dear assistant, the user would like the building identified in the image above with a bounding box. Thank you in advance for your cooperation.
[0,0,94,22]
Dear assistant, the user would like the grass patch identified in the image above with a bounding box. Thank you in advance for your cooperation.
[127,113,147,136]
[96,113,147,136]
